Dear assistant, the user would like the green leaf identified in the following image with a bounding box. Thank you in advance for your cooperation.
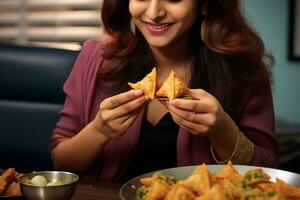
[179,95,193,100]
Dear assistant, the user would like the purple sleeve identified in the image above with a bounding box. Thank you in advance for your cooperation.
[239,89,279,168]
[52,40,100,146]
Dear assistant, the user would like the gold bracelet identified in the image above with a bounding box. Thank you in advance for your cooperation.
[231,131,254,164]
[210,131,254,165]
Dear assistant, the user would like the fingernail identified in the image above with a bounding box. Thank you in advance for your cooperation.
[170,100,176,105]
[134,90,144,97]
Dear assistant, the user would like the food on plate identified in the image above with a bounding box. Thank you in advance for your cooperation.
[133,161,300,200]
[128,68,157,100]
[136,172,177,200]
[0,168,22,196]
[156,70,190,100]
[128,68,190,100]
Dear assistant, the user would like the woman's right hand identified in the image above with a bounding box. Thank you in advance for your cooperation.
[92,90,148,139]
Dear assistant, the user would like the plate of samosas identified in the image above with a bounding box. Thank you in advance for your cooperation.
[119,161,300,200]
[128,67,192,101]
[0,168,23,199]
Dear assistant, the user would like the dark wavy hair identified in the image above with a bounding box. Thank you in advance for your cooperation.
[98,0,273,120]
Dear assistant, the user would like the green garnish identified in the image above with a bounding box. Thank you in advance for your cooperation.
[135,186,148,200]
[155,172,177,185]
[179,95,193,100]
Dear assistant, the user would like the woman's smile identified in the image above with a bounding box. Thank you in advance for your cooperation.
[144,22,175,35]
[129,0,197,48]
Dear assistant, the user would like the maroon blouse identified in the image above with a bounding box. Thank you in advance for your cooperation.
[53,39,279,181]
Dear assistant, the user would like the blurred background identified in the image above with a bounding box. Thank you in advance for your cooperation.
[0,0,300,172]
[0,0,103,50]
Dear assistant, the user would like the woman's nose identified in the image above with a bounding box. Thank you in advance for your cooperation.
[146,0,166,20]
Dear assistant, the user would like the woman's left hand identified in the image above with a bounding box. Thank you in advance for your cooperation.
[165,89,230,136]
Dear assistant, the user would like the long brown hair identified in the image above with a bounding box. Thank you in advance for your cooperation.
[99,0,273,119]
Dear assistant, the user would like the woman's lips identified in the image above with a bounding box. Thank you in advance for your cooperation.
[145,22,174,35]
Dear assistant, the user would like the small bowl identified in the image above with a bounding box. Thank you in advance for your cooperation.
[19,171,79,200]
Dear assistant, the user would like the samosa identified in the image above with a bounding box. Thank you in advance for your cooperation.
[128,68,157,99]
[156,70,189,100]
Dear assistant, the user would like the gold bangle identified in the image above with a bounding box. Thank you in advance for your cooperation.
[231,131,254,164]
[210,131,254,165]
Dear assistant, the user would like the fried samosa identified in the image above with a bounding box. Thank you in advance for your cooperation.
[128,67,156,100]
[165,184,196,200]
[181,164,215,196]
[215,161,243,182]
[156,70,189,100]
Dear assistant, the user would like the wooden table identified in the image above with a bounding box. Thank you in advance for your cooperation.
[72,179,122,200]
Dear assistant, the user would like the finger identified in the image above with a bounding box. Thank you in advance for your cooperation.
[107,95,147,120]
[103,106,141,134]
[166,104,216,126]
[119,113,140,133]
[113,105,142,124]
[170,112,194,132]
[111,106,142,133]
[169,111,208,135]
[171,110,209,132]
[104,90,145,109]
[166,104,195,122]
[166,99,212,114]
[187,89,209,100]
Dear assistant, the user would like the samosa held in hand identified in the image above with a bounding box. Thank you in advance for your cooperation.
[128,68,157,100]
[156,70,189,100]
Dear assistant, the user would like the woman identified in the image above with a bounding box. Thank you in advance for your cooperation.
[51,0,279,182]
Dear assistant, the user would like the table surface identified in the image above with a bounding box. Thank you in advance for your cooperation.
[72,179,122,200]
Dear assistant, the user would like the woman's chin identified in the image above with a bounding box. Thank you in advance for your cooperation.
[146,39,173,49]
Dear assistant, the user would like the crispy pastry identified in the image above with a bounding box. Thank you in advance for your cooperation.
[145,179,172,200]
[0,168,17,195]
[128,68,190,100]
[156,70,189,100]
[215,161,243,182]
[195,184,227,200]
[136,161,300,200]
[181,164,215,196]
[3,182,21,196]
[128,68,157,100]
[0,168,21,196]
[165,184,196,200]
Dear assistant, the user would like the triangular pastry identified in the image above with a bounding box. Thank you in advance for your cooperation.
[156,70,189,100]
[128,67,156,99]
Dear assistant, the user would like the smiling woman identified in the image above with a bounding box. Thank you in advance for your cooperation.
[50,0,279,183]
